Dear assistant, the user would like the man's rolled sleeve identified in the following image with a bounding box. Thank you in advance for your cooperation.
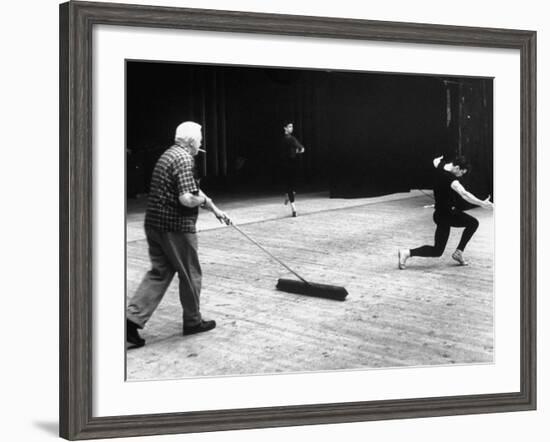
[173,157,199,197]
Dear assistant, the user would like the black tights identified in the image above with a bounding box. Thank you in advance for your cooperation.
[410,210,479,258]
[286,189,296,203]
[283,161,298,203]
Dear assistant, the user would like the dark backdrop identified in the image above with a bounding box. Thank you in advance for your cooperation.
[126,61,493,200]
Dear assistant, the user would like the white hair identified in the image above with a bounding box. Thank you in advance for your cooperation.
[174,121,202,147]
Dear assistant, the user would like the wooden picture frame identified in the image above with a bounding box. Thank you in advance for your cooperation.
[59,1,536,439]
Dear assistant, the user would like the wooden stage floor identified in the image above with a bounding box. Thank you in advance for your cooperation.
[126,191,494,381]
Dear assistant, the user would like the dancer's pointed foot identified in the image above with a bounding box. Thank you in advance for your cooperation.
[452,249,469,266]
[398,249,409,269]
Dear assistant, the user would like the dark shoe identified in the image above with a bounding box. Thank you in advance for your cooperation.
[292,209,297,217]
[183,319,216,336]
[126,319,145,348]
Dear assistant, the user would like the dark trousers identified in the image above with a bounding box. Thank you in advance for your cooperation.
[410,210,479,258]
[127,228,202,328]
[283,160,298,203]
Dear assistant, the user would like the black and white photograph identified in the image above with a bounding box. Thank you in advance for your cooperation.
[125,60,495,380]
[3,0,544,440]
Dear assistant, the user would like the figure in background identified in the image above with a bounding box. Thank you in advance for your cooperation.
[280,122,305,217]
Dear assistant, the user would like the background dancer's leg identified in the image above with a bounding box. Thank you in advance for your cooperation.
[283,163,297,216]
[285,164,298,216]
[286,189,295,203]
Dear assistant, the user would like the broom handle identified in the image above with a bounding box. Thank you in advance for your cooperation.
[230,224,310,285]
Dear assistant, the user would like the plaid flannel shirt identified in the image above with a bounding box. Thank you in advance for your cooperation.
[144,145,200,233]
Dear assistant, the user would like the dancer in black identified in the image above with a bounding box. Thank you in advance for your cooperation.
[280,122,305,217]
[398,155,493,268]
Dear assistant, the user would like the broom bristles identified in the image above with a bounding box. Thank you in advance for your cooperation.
[276,278,348,301]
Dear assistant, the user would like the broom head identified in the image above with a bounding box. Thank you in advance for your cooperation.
[276,278,348,301]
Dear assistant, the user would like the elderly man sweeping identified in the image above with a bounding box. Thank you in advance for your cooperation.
[126,121,231,348]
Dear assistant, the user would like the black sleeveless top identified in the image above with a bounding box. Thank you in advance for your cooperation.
[433,162,458,213]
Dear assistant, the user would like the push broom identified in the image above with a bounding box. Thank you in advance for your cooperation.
[230,224,348,301]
